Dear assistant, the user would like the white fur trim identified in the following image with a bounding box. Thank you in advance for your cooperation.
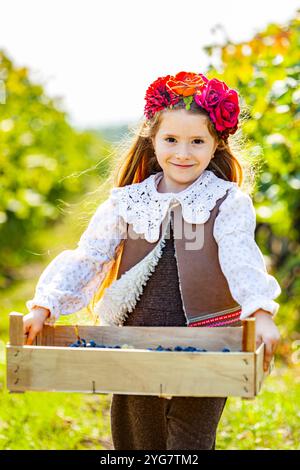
[94,220,170,326]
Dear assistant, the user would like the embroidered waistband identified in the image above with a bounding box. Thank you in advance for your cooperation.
[187,305,242,324]
[188,309,242,327]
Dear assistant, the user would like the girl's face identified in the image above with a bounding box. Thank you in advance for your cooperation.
[151,108,218,193]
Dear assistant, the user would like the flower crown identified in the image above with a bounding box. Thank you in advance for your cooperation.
[144,71,240,141]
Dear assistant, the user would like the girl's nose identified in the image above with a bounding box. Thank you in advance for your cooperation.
[174,144,191,159]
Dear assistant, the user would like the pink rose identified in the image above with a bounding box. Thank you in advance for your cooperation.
[194,78,228,110]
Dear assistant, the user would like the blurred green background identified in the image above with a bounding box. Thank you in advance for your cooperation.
[0,12,299,450]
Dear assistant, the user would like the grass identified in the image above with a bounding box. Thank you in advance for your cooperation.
[0,389,112,450]
[0,363,299,450]
[218,366,300,450]
[0,186,299,450]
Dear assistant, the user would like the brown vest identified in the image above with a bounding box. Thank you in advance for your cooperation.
[116,190,241,326]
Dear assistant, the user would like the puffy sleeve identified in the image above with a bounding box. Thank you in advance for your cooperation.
[26,193,127,323]
[213,187,282,320]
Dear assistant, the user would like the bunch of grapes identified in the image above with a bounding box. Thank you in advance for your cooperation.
[69,338,231,352]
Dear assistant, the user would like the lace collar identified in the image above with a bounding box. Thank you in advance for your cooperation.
[110,169,237,242]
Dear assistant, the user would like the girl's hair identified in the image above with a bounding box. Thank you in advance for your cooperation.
[107,99,261,194]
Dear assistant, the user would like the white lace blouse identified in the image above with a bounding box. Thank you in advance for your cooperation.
[26,169,281,324]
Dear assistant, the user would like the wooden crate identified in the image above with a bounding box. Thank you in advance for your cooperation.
[6,312,273,398]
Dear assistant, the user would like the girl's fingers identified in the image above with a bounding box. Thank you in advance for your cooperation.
[23,318,29,335]
[26,327,38,345]
[23,315,33,335]
[264,340,277,372]
[256,334,263,348]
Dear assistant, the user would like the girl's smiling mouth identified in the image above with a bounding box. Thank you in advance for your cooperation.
[171,163,195,168]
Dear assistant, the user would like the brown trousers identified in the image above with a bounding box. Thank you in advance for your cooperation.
[111,394,227,450]
[110,225,228,450]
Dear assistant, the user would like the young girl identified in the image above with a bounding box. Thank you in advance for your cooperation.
[23,71,281,450]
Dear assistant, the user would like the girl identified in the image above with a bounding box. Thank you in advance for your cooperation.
[23,71,281,450]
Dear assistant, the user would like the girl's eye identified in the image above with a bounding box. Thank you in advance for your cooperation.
[165,138,204,144]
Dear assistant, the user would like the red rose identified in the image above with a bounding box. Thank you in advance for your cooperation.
[144,75,180,119]
[210,90,240,132]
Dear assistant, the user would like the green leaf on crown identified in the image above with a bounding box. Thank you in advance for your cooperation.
[183,95,193,110]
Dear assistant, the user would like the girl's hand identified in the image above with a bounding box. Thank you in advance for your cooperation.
[251,309,280,373]
[23,307,50,345]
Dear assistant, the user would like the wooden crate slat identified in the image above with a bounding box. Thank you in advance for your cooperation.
[242,318,256,352]
[7,345,255,397]
[255,343,265,394]
[9,312,24,346]
[38,325,244,351]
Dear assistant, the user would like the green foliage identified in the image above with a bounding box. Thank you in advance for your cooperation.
[0,51,112,286]
[204,11,300,337]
